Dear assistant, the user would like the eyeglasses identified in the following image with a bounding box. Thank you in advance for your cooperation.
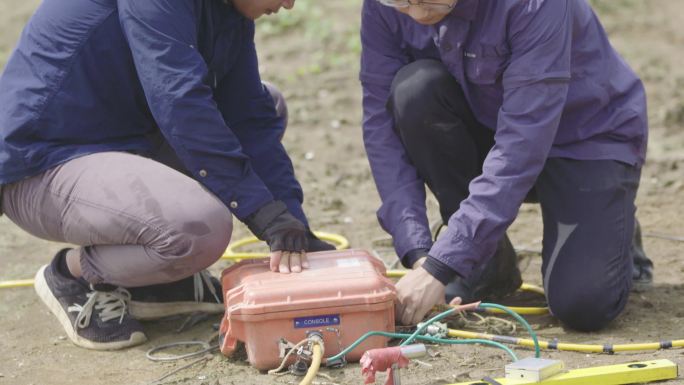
[376,0,457,12]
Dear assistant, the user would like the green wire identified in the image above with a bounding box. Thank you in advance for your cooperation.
[419,335,518,361]
[325,331,518,364]
[400,303,540,357]
[326,331,397,363]
[400,307,458,346]
[479,303,541,358]
[325,302,540,366]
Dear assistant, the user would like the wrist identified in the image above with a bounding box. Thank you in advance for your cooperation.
[244,200,288,239]
[412,257,427,269]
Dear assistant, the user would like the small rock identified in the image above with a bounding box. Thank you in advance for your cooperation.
[197,375,207,380]
[317,89,330,99]
[304,151,315,160]
[343,217,353,224]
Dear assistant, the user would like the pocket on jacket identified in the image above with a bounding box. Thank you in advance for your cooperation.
[464,43,510,85]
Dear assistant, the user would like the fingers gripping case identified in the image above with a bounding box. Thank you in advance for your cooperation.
[219,249,397,370]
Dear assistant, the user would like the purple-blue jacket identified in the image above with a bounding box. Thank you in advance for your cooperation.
[0,0,307,224]
[360,0,648,278]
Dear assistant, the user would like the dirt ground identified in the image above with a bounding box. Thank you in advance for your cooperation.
[1,0,683,384]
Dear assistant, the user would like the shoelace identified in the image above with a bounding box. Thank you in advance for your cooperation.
[193,271,221,304]
[67,287,132,329]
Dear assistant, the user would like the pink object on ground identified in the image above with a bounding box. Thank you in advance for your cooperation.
[452,301,482,312]
[219,249,397,370]
[360,346,409,385]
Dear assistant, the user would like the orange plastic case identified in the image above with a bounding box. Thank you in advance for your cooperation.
[219,249,397,370]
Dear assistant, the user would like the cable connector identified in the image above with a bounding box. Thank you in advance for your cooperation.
[417,321,448,339]
[278,338,297,358]
[325,356,347,368]
[306,331,324,345]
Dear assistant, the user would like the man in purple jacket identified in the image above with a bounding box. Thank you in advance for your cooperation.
[361,0,653,331]
[0,0,335,350]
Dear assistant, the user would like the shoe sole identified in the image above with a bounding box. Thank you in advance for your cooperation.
[129,300,224,321]
[34,265,147,350]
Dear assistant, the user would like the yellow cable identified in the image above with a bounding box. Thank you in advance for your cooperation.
[480,283,549,316]
[519,282,545,296]
[222,232,350,261]
[3,239,684,357]
[448,329,684,353]
[384,269,407,279]
[0,279,34,289]
[299,340,324,385]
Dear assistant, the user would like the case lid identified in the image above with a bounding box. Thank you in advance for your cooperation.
[221,249,397,316]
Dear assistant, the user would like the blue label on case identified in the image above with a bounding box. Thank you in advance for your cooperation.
[294,314,340,329]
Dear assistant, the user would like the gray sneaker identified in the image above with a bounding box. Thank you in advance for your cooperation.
[127,271,223,321]
[34,250,147,350]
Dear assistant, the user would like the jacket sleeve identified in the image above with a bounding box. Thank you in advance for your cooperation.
[429,0,573,278]
[213,22,307,225]
[360,0,433,265]
[117,0,273,220]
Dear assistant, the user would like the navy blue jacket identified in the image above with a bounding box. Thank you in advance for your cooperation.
[0,0,307,223]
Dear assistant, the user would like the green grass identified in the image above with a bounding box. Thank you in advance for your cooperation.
[256,0,360,43]
[256,0,362,82]
[256,0,324,37]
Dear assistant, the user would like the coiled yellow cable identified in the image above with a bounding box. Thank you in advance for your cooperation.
[221,231,350,261]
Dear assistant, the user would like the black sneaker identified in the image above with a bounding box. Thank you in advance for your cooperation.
[631,221,653,292]
[127,271,223,320]
[632,263,653,293]
[445,234,522,303]
[34,250,147,350]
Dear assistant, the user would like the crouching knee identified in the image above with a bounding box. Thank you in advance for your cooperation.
[548,286,629,332]
[189,209,233,270]
[154,200,233,279]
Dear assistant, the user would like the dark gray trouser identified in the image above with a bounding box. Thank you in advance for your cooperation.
[389,59,643,331]
[0,83,287,288]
